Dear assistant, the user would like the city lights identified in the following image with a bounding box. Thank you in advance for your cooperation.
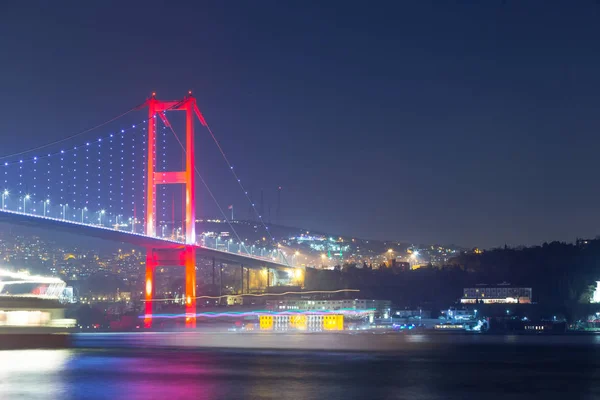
[0,92,303,337]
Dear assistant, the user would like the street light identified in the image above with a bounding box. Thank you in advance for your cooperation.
[43,199,50,217]
[23,194,30,213]
[2,190,8,209]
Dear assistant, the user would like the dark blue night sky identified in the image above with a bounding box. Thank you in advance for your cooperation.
[1,1,599,248]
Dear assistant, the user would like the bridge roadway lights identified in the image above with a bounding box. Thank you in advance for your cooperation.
[144,245,197,328]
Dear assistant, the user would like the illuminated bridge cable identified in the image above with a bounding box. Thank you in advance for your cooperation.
[0,121,147,236]
[198,116,290,265]
[0,104,141,160]
[0,120,146,166]
[158,117,251,256]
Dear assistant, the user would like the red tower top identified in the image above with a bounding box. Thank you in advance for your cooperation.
[142,93,206,245]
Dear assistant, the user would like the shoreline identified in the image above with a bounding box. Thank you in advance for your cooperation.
[3,330,600,351]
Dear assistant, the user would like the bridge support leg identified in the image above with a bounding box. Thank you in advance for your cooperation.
[184,246,196,328]
[240,264,244,294]
[219,263,223,299]
[266,267,270,289]
[212,257,216,287]
[144,246,196,329]
[144,249,157,328]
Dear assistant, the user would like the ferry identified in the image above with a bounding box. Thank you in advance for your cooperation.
[0,297,76,348]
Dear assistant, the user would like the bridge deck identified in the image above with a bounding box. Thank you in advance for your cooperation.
[0,210,290,269]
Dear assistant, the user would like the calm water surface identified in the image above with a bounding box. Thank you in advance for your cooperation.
[2,334,600,399]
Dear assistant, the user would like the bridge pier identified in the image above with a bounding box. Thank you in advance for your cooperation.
[212,257,216,287]
[266,267,270,288]
[240,264,244,294]
[219,262,223,299]
[144,246,196,328]
[184,246,197,327]
[144,250,157,328]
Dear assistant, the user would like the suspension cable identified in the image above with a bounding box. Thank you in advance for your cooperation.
[158,117,252,256]
[0,103,143,160]
[199,114,290,266]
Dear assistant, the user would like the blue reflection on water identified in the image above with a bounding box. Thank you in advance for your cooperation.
[2,334,600,400]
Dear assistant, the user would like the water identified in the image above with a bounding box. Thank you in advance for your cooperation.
[2,334,600,399]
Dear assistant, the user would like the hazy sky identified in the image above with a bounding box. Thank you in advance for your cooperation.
[1,1,599,248]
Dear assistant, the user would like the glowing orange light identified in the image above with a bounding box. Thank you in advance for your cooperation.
[146,279,152,296]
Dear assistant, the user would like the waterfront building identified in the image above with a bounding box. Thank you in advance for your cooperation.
[461,283,532,304]
[266,298,390,317]
[259,314,344,331]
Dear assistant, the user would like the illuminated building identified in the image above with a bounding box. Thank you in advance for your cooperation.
[441,308,474,321]
[395,309,431,319]
[78,290,131,304]
[461,284,532,304]
[434,323,465,330]
[591,281,600,303]
[61,286,75,303]
[266,298,391,320]
[259,314,344,331]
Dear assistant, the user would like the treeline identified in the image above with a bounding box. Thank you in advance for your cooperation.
[304,240,600,320]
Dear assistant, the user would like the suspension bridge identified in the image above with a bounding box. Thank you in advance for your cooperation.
[0,92,295,327]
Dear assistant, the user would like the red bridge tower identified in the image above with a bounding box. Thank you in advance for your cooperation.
[142,92,207,328]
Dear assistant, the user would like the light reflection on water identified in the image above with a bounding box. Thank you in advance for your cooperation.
[0,350,70,399]
[2,335,600,399]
